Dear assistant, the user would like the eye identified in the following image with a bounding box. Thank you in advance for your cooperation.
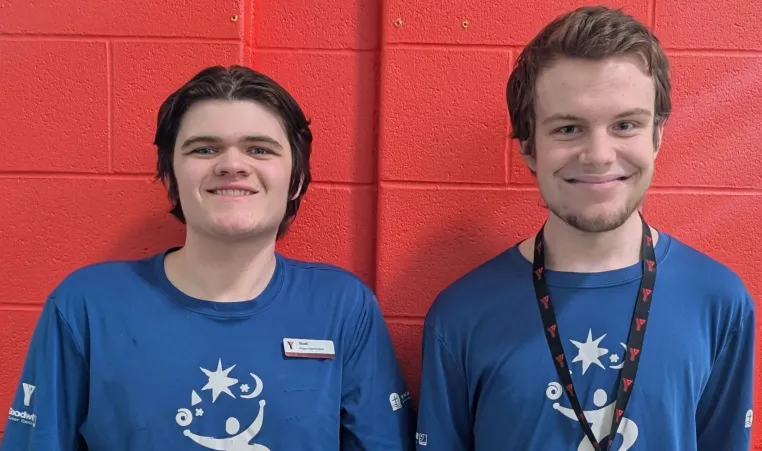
[249,146,274,156]
[614,121,637,131]
[190,147,217,155]
[554,125,580,135]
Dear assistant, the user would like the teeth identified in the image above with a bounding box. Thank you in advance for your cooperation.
[213,189,253,196]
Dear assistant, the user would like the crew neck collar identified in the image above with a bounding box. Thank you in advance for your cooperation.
[509,230,672,288]
[153,247,285,318]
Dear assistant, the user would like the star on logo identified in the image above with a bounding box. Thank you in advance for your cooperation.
[610,354,619,363]
[241,384,250,393]
[200,359,239,402]
[569,329,609,375]
[195,408,204,417]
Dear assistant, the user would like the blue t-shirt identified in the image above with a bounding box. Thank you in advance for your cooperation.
[1,249,415,450]
[415,232,755,450]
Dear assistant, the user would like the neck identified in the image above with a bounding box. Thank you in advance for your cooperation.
[164,230,277,302]
[521,211,657,272]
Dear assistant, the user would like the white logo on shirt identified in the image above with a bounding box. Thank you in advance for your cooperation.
[389,391,410,411]
[546,328,640,450]
[7,408,37,427]
[390,393,402,411]
[745,409,753,428]
[548,385,639,450]
[415,432,428,446]
[22,382,36,407]
[175,358,270,450]
[7,382,38,428]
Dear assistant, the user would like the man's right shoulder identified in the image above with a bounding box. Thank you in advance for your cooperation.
[47,253,159,315]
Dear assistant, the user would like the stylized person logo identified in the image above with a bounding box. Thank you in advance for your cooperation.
[547,384,639,451]
[180,399,269,451]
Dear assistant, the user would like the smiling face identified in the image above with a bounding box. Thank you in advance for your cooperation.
[172,99,294,241]
[522,55,663,233]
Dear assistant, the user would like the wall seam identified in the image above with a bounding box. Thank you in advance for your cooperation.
[106,40,113,172]
[372,0,387,294]
[241,0,252,66]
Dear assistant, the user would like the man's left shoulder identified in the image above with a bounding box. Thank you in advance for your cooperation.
[280,254,375,304]
[663,233,754,312]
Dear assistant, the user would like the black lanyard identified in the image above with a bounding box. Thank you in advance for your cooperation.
[532,214,656,449]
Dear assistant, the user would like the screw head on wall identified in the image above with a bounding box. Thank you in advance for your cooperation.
[394,18,404,28]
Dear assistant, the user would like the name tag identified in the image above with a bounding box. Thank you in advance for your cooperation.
[283,338,336,359]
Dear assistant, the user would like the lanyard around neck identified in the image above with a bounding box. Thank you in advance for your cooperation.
[531,214,657,448]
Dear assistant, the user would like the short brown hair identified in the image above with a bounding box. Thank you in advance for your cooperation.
[154,65,313,240]
[506,6,671,157]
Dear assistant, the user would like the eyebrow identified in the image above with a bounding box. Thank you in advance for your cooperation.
[541,108,654,125]
[181,135,284,150]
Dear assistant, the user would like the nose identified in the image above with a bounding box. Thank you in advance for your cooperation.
[579,129,616,166]
[213,148,251,177]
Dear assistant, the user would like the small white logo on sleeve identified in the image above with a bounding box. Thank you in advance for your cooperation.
[8,408,37,427]
[416,432,428,446]
[22,383,36,407]
[389,391,411,411]
[745,409,753,428]
[7,382,38,428]
[389,393,402,411]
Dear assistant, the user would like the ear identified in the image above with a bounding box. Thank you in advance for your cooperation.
[519,141,538,173]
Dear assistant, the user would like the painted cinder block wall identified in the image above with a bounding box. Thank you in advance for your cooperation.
[1,0,761,446]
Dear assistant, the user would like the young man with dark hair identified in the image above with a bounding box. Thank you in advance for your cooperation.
[2,66,414,450]
[415,6,755,450]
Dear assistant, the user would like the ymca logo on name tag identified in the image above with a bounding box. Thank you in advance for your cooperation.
[283,338,336,359]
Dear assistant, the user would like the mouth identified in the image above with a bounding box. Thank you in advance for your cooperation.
[207,189,258,196]
[564,175,632,184]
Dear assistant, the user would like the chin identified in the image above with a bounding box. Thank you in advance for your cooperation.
[551,203,638,234]
[213,226,261,238]
[205,218,274,240]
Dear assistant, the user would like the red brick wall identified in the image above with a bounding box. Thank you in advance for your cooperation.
[1,0,761,447]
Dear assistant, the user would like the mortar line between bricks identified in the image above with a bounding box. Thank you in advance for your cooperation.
[0,302,43,312]
[380,180,536,190]
[505,48,514,185]
[310,181,376,188]
[254,47,378,54]
[0,173,378,186]
[106,40,113,172]
[0,34,240,43]
[370,0,385,292]
[251,0,262,49]
[0,171,155,180]
[241,0,253,66]
[505,138,513,185]
[664,48,762,56]
[649,186,762,195]
[385,42,516,52]
[384,316,425,325]
[381,42,762,56]
[238,40,245,66]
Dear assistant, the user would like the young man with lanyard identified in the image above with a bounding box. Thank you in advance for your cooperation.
[1,66,415,450]
[414,6,755,450]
